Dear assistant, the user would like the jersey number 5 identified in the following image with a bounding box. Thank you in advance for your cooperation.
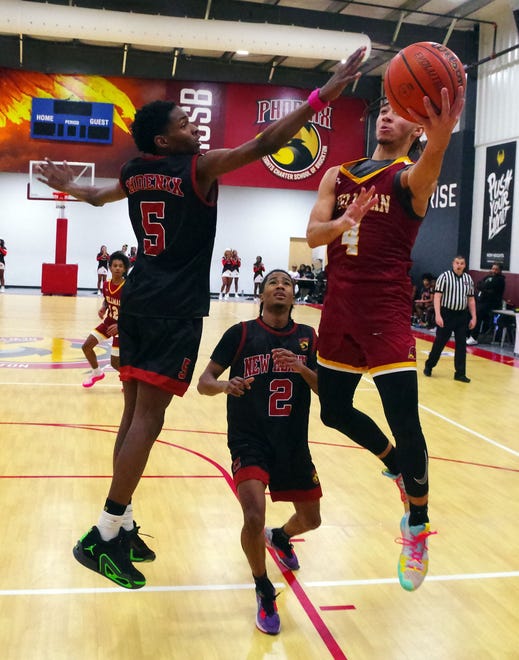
[141,201,166,256]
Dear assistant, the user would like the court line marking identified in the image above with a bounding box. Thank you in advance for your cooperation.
[305,570,519,587]
[1,570,517,597]
[418,403,519,458]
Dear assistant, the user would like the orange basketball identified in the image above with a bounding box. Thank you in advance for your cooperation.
[384,42,466,122]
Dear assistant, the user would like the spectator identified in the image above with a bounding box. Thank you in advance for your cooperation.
[466,262,506,345]
[413,273,435,327]
[219,249,233,301]
[128,246,137,269]
[253,256,265,301]
[0,238,7,292]
[231,249,241,297]
[424,255,476,382]
[96,245,110,295]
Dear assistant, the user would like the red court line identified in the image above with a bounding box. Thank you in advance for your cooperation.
[412,329,519,368]
[320,605,356,611]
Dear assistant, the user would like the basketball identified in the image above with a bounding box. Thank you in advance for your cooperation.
[384,42,466,122]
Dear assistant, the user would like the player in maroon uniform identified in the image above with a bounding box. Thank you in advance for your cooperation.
[306,88,465,592]
[82,251,129,387]
[36,45,367,590]
[197,270,321,635]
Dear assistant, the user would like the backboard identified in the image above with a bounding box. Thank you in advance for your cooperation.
[27,161,95,201]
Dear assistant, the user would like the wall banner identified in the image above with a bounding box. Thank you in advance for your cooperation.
[480,141,516,270]
[0,67,366,190]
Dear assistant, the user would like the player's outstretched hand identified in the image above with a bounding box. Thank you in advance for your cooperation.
[319,46,367,103]
[35,157,74,192]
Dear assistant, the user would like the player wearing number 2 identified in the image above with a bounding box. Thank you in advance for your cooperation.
[198,270,321,635]
[35,46,372,591]
[306,88,465,591]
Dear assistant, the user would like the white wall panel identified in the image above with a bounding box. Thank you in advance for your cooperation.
[471,5,519,272]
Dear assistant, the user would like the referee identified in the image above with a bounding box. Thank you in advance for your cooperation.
[424,255,476,383]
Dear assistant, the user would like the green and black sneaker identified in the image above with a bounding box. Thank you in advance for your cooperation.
[123,522,156,563]
[73,526,146,589]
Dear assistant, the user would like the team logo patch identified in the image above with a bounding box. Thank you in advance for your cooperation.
[312,470,320,485]
[232,457,242,474]
[299,338,309,352]
[408,345,417,361]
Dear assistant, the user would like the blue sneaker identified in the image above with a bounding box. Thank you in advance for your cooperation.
[255,589,280,635]
[396,513,436,591]
[264,527,300,570]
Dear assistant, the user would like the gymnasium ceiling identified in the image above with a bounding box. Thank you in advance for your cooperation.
[0,0,512,101]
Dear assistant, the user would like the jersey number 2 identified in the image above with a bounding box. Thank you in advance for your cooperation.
[141,201,166,256]
[269,379,293,416]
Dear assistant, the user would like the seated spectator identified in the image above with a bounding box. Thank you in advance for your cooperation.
[413,273,435,327]
[467,263,506,345]
[288,264,300,298]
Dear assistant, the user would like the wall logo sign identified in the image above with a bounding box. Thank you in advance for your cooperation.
[480,141,515,270]
[256,99,332,181]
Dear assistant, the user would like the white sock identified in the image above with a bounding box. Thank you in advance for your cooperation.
[97,510,123,541]
[92,367,102,376]
[121,503,134,532]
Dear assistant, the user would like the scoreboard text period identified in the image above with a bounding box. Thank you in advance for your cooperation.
[31,98,114,144]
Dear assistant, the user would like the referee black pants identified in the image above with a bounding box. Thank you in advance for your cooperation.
[425,307,469,377]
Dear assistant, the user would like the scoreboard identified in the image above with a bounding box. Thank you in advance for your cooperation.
[30,98,114,144]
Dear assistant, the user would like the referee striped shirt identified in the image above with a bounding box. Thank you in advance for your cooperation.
[435,269,475,311]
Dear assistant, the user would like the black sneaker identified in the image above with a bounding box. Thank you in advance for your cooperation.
[123,522,156,562]
[73,526,146,589]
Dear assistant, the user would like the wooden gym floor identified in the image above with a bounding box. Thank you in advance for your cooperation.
[0,291,518,660]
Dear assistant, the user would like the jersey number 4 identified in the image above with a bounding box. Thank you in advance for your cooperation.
[141,201,166,256]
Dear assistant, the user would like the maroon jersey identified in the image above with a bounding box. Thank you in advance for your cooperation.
[95,279,125,339]
[321,157,421,335]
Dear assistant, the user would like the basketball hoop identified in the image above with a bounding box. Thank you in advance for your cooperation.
[52,191,71,202]
[52,191,71,218]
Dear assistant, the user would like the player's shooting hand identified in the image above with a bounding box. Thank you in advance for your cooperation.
[319,46,367,102]
[225,376,254,397]
[407,87,465,149]
[35,158,74,191]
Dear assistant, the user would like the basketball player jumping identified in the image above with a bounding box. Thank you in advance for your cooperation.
[306,86,465,591]
[36,46,372,590]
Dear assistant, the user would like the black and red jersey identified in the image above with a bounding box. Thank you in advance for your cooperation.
[119,153,218,318]
[210,318,317,451]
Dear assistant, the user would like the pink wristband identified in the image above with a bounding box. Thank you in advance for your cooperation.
[307,88,328,112]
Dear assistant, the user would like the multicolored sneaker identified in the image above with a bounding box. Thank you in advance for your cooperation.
[396,513,437,591]
[255,588,280,635]
[82,370,105,388]
[382,470,409,511]
[264,527,300,570]
[123,522,156,562]
[73,526,146,589]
